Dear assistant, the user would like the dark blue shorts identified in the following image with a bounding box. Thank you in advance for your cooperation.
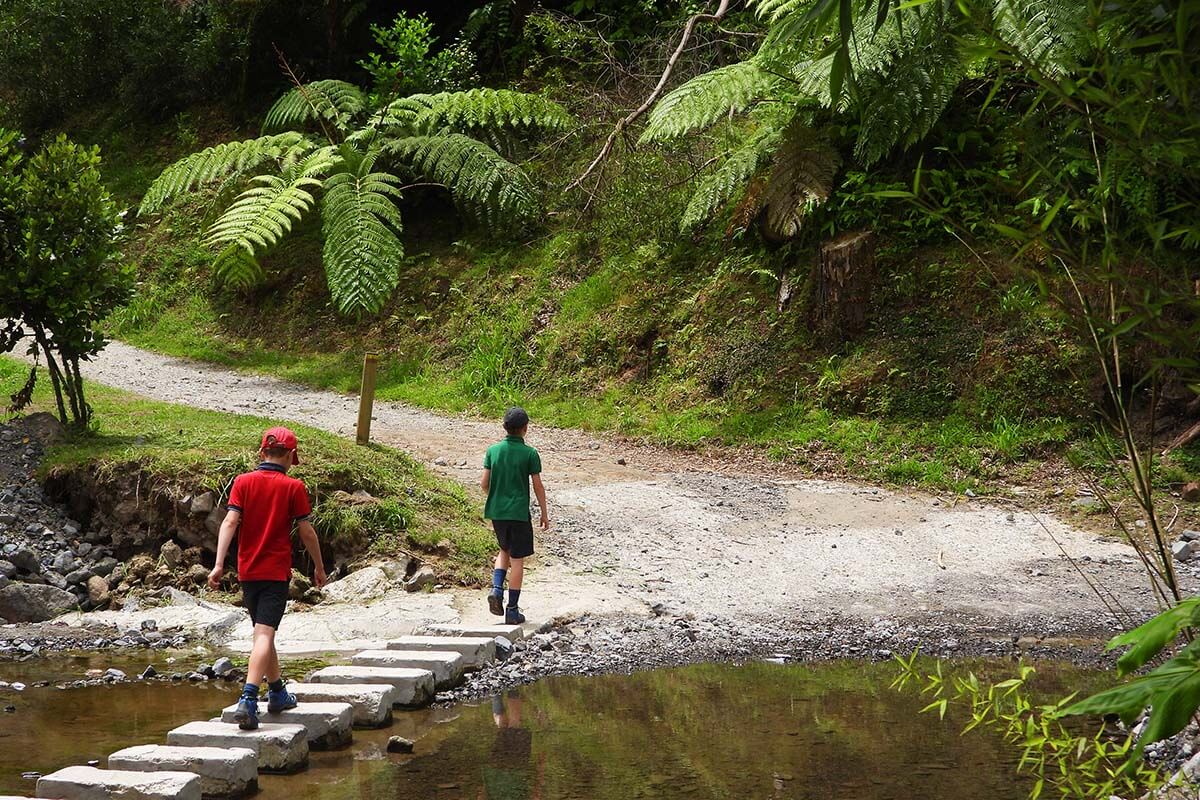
[492,519,534,559]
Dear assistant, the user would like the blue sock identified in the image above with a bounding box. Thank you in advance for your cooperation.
[507,588,521,609]
[241,683,258,700]
[492,568,507,593]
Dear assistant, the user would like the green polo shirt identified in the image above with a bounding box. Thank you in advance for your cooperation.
[483,435,542,521]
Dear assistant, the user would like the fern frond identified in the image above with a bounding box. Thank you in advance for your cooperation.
[262,80,367,135]
[762,123,841,239]
[681,123,783,232]
[641,61,773,143]
[139,133,312,214]
[854,35,962,165]
[412,89,571,134]
[992,0,1086,74]
[386,133,538,228]
[206,149,334,288]
[321,154,406,317]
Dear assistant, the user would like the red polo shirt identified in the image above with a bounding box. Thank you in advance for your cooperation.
[227,463,311,582]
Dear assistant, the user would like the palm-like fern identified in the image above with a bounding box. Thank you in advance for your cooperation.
[648,0,1077,237]
[140,85,570,317]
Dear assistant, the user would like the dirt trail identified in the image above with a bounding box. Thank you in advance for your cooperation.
[73,341,1162,630]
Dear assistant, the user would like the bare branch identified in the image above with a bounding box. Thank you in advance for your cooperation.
[566,0,733,192]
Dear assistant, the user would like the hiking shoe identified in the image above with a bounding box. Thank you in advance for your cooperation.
[233,695,259,730]
[488,589,504,617]
[267,687,298,714]
[504,606,526,625]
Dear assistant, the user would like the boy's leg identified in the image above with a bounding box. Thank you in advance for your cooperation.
[490,549,510,616]
[506,557,525,623]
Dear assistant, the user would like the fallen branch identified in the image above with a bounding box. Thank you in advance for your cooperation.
[566,0,733,192]
[1162,419,1200,455]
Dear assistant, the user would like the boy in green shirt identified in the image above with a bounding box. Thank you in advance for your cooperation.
[482,407,549,624]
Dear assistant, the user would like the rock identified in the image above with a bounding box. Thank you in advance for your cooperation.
[289,570,312,601]
[212,657,234,677]
[140,665,157,679]
[186,564,209,586]
[92,557,118,577]
[86,576,110,605]
[204,506,225,537]
[190,492,215,516]
[1183,481,1200,503]
[377,557,411,581]
[302,587,323,605]
[1173,539,1200,562]
[1183,530,1200,542]
[22,411,66,445]
[112,499,140,525]
[107,744,257,800]
[36,765,202,800]
[0,583,77,622]
[104,668,126,681]
[387,736,414,753]
[10,548,40,574]
[141,619,157,632]
[617,457,627,466]
[0,560,15,578]
[433,457,448,466]
[64,567,92,586]
[322,566,391,603]
[404,566,437,592]
[0,575,8,590]
[1070,497,1099,509]
[159,542,183,569]
[127,554,154,582]
[52,551,80,575]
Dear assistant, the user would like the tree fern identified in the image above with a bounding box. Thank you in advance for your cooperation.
[321,153,406,317]
[640,61,774,143]
[206,149,336,287]
[992,0,1086,74]
[411,89,571,134]
[262,80,367,135]
[681,122,783,232]
[762,122,841,239]
[139,133,312,214]
[386,133,538,227]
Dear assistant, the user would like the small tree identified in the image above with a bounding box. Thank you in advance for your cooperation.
[0,130,132,427]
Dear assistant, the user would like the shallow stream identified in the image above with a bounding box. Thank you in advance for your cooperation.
[0,653,1100,799]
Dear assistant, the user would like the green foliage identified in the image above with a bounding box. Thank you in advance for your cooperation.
[640,61,774,143]
[359,11,478,101]
[0,131,131,426]
[680,123,781,232]
[893,654,1166,799]
[761,121,841,239]
[140,80,571,318]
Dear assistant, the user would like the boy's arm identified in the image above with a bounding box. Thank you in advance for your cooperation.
[481,468,491,493]
[207,509,241,590]
[531,474,549,530]
[296,519,328,587]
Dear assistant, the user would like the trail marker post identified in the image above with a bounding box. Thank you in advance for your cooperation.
[356,353,378,446]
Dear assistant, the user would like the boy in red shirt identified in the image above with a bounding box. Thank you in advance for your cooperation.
[207,427,327,729]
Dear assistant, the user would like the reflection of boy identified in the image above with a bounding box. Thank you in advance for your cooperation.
[480,692,536,800]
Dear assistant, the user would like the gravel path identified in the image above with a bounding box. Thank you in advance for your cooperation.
[72,341,1168,637]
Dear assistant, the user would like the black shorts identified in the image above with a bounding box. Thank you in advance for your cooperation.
[492,519,534,559]
[242,580,289,629]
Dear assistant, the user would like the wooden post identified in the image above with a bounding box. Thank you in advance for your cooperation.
[356,353,378,446]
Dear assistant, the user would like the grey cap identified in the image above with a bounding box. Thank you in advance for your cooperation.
[503,407,529,432]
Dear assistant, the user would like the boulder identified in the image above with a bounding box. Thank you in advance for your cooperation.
[0,583,77,622]
[86,575,110,605]
[159,541,183,569]
[288,570,312,601]
[64,567,93,586]
[186,564,209,586]
[22,411,66,445]
[377,557,411,581]
[92,557,119,577]
[1183,530,1200,542]
[1173,539,1200,562]
[321,566,391,603]
[0,575,9,590]
[52,551,80,575]
[10,548,40,574]
[204,506,225,537]
[1184,481,1200,503]
[190,492,216,515]
[404,566,437,592]
[0,560,16,578]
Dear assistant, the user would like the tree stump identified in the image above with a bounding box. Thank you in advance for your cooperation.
[812,230,877,340]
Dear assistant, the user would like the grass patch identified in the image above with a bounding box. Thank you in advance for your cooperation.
[0,356,493,584]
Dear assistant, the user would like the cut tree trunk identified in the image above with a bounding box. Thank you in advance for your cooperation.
[812,230,877,340]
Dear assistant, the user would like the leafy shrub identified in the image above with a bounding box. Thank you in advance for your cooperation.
[359,12,478,101]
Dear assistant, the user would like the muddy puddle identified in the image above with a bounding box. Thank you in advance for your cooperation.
[1,655,1104,798]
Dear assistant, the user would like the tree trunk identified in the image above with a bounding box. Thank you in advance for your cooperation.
[812,230,877,340]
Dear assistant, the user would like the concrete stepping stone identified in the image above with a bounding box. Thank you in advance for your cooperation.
[286,682,397,728]
[166,722,308,774]
[218,702,352,750]
[107,746,256,800]
[36,766,201,800]
[307,666,435,708]
[385,635,496,668]
[425,623,525,642]
[350,650,465,690]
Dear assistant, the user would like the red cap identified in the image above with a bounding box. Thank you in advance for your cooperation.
[260,426,300,465]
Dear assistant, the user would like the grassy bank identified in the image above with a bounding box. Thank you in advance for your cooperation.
[0,356,492,582]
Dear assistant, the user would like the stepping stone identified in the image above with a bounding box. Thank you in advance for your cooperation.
[286,683,396,728]
[350,650,465,690]
[36,766,201,800]
[166,722,308,774]
[107,746,256,800]
[385,635,496,668]
[425,623,525,642]
[218,702,352,750]
[307,666,435,708]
